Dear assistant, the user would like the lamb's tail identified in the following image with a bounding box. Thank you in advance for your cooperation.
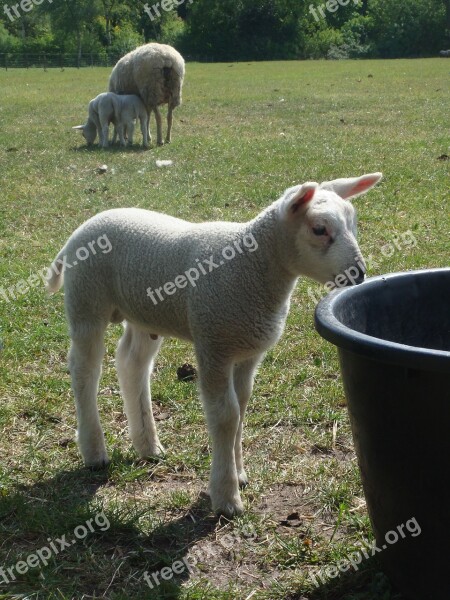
[45,247,67,294]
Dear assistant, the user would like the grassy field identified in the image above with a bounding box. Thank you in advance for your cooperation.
[0,58,448,600]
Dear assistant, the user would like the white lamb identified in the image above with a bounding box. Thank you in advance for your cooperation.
[46,173,382,518]
[108,43,185,146]
[73,92,149,149]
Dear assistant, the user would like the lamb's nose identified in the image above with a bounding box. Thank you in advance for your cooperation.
[353,266,365,285]
[342,264,366,286]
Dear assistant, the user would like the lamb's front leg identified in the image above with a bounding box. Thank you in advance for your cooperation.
[100,123,110,148]
[125,120,135,146]
[233,355,263,488]
[197,353,243,517]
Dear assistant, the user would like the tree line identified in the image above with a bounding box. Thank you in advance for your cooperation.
[1,0,449,61]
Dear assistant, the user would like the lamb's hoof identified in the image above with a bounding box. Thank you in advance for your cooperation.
[213,497,244,519]
[137,442,166,460]
[86,460,110,471]
[210,486,244,518]
[157,140,164,146]
[84,455,110,470]
[238,471,249,489]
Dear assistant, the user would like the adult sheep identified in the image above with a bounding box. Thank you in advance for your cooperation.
[109,43,185,146]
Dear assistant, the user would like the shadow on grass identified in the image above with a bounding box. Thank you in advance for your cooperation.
[303,563,407,600]
[70,143,153,153]
[0,456,219,599]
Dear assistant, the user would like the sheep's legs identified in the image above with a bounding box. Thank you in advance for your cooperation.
[69,330,109,468]
[116,322,165,458]
[125,120,135,146]
[154,106,164,146]
[102,124,111,148]
[140,116,149,148]
[197,353,243,517]
[146,109,152,146]
[165,106,173,144]
[115,123,126,147]
[233,355,263,488]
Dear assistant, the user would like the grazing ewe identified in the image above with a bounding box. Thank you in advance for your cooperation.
[108,43,185,146]
[46,173,382,518]
[73,92,149,149]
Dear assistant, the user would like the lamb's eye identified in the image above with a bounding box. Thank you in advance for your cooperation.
[312,226,327,236]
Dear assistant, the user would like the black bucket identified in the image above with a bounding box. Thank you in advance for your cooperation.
[314,268,450,600]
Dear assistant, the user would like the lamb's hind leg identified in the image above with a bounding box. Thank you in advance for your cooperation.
[233,355,263,488]
[116,322,165,458]
[197,350,242,517]
[69,325,109,468]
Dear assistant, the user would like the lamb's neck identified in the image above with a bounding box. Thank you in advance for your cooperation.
[244,205,298,309]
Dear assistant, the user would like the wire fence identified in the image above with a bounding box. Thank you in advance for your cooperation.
[0,52,215,69]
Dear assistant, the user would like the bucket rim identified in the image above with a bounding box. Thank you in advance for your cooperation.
[314,268,450,373]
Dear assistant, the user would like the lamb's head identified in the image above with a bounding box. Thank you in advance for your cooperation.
[278,173,382,286]
[72,121,97,145]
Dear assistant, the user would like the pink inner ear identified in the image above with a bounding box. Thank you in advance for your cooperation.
[291,187,316,213]
[301,188,316,203]
[352,177,378,195]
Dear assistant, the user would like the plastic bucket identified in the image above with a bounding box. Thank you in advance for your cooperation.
[315,268,450,599]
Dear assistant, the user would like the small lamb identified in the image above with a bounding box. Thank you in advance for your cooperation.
[73,92,149,149]
[46,173,382,518]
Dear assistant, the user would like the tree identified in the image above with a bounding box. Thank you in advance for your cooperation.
[45,0,101,62]
[368,0,446,57]
[184,0,306,60]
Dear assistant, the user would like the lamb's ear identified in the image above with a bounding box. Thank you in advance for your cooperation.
[72,125,85,132]
[320,172,382,200]
[285,182,319,216]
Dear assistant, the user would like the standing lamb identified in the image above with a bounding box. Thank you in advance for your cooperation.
[108,43,185,146]
[46,173,382,518]
[73,92,149,149]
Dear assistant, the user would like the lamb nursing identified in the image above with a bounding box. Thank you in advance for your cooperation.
[108,43,185,146]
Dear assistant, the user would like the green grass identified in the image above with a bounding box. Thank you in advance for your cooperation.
[0,58,448,599]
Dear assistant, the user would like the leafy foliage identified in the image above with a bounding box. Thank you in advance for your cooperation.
[0,0,448,58]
